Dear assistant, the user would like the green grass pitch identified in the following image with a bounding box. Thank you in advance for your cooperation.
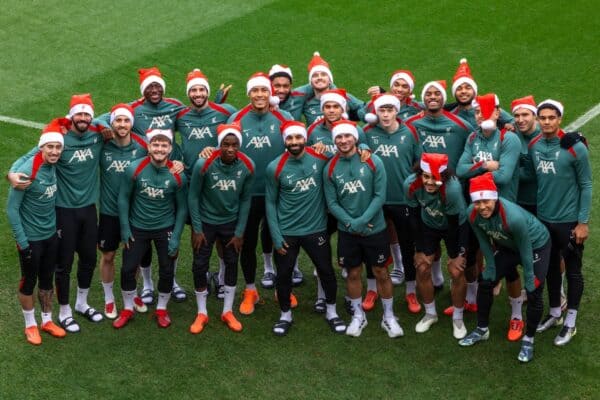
[1,1,599,398]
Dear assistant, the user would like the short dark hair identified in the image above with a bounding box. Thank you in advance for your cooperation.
[537,103,562,117]
[269,72,292,83]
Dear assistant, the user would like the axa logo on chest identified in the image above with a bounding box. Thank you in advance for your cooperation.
[211,180,237,191]
[341,180,365,194]
[423,135,446,148]
[106,160,130,173]
[69,148,94,163]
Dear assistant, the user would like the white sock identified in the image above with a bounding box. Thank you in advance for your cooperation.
[218,258,226,286]
[195,289,208,315]
[246,283,256,291]
[316,277,325,299]
[102,281,114,304]
[59,304,72,321]
[351,297,365,319]
[280,310,292,322]
[561,272,566,297]
[23,308,36,328]
[509,296,523,320]
[431,259,444,286]
[367,278,377,292]
[381,297,394,319]
[466,281,478,304]
[453,306,464,320]
[122,289,136,311]
[390,243,404,272]
[41,312,52,325]
[223,285,236,314]
[157,292,170,310]
[263,253,274,274]
[550,306,562,318]
[140,265,154,291]
[172,259,180,288]
[405,280,416,294]
[325,303,338,320]
[75,287,90,311]
[424,301,437,316]
[523,335,534,344]
[564,309,578,328]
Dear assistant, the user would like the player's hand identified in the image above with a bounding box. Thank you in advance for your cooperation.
[276,241,289,256]
[226,236,243,253]
[312,142,327,154]
[219,83,232,98]
[359,148,372,163]
[366,86,381,97]
[484,160,499,171]
[18,245,32,259]
[199,147,215,159]
[572,223,589,244]
[7,172,31,190]
[447,255,466,273]
[101,127,114,141]
[170,160,184,174]
[122,234,134,250]
[192,232,207,251]
[414,252,432,268]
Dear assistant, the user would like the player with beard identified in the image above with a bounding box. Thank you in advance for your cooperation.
[361,69,423,122]
[447,59,514,131]
[98,104,149,319]
[98,67,188,304]
[114,129,187,329]
[404,153,469,339]
[364,94,422,314]
[176,70,237,299]
[266,121,345,336]
[7,119,67,344]
[405,81,473,295]
[300,52,364,125]
[324,120,403,338]
[269,64,310,121]
[187,124,254,334]
[9,95,105,332]
[460,173,550,363]
[527,100,591,346]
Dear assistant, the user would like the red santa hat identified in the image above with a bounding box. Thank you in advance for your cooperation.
[469,172,498,201]
[139,67,166,95]
[452,58,478,96]
[186,69,210,95]
[246,72,280,106]
[472,93,499,131]
[389,69,415,92]
[217,123,242,147]
[320,88,348,118]
[511,95,537,115]
[331,119,358,141]
[307,51,333,83]
[537,99,564,117]
[269,64,293,81]
[420,153,448,186]
[68,93,94,119]
[421,80,447,104]
[281,120,307,141]
[146,128,173,143]
[110,103,134,125]
[38,118,67,148]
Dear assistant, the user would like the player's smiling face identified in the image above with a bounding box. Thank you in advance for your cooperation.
[71,112,92,133]
[334,132,356,155]
[391,78,411,101]
[311,71,330,91]
[474,199,496,219]
[188,85,208,109]
[323,102,343,124]
[272,77,291,102]
[513,108,536,134]
[148,137,171,163]
[41,142,63,164]
[538,108,562,136]
[421,171,440,193]
[454,83,475,105]
[249,86,270,111]
[285,133,305,156]
[376,105,398,128]
[424,87,444,113]
[144,82,164,105]
[111,115,132,138]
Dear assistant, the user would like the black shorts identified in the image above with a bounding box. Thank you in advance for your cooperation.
[337,229,391,269]
[488,240,551,291]
[97,214,121,252]
[18,234,59,295]
[419,223,468,257]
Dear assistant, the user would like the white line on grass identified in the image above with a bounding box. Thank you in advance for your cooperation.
[565,102,600,131]
[0,115,44,129]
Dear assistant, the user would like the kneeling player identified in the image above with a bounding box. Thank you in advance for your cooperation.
[187,123,254,333]
[459,173,550,363]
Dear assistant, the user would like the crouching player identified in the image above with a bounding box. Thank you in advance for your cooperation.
[7,119,67,344]
[459,173,550,363]
[187,123,254,333]
[114,129,187,329]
